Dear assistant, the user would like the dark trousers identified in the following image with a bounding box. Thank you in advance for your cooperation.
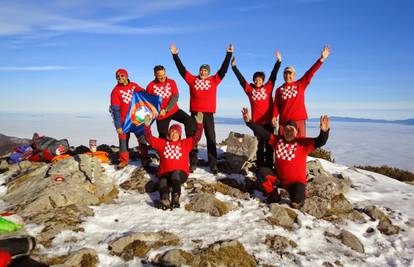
[118,133,147,164]
[157,109,193,139]
[159,170,188,197]
[255,123,274,168]
[191,112,217,168]
[256,167,306,205]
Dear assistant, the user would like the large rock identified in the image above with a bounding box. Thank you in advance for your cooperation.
[108,231,180,261]
[119,168,158,193]
[36,248,98,267]
[156,240,257,267]
[266,204,297,230]
[185,192,236,217]
[301,196,330,219]
[214,180,250,200]
[265,234,298,255]
[363,205,400,235]
[338,230,365,254]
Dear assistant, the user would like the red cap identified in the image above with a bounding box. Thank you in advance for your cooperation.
[168,124,182,139]
[116,69,128,78]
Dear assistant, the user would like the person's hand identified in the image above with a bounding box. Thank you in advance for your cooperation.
[231,56,236,66]
[116,128,123,135]
[276,50,282,62]
[320,45,331,61]
[320,115,330,132]
[144,114,151,126]
[195,112,204,124]
[271,117,278,128]
[159,109,166,117]
[169,43,178,54]
[227,44,234,53]
[241,107,251,123]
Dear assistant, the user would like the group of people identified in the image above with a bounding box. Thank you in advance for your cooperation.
[110,44,331,209]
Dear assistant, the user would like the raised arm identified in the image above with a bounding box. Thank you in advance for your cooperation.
[299,45,330,87]
[170,43,187,78]
[242,107,271,142]
[231,57,247,88]
[165,94,178,112]
[143,115,162,151]
[217,44,234,80]
[268,51,282,85]
[314,115,330,148]
[191,112,204,145]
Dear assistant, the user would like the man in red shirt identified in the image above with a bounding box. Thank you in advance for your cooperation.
[272,45,331,137]
[110,69,149,169]
[231,51,282,168]
[144,113,204,210]
[243,107,330,208]
[146,65,193,140]
[170,43,233,174]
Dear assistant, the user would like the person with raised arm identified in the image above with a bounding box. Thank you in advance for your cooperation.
[170,43,233,174]
[272,45,331,137]
[231,51,282,168]
[242,107,330,208]
[144,112,204,210]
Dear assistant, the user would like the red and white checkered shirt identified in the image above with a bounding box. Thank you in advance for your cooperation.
[244,80,275,125]
[110,82,145,122]
[146,78,179,120]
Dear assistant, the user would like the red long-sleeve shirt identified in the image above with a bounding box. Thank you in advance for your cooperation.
[110,82,145,123]
[244,81,274,124]
[144,123,203,176]
[273,59,323,124]
[146,78,179,120]
[184,72,221,113]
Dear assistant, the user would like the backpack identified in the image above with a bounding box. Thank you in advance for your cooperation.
[8,145,33,164]
[219,132,258,174]
[32,136,70,157]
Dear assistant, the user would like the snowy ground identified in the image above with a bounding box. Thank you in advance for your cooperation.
[2,153,413,266]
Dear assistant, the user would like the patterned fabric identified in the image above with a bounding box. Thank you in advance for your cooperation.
[110,82,145,123]
[146,78,180,120]
[194,79,211,91]
[163,142,183,159]
[120,88,134,104]
[184,71,221,112]
[244,81,274,124]
[251,87,268,101]
[153,83,172,98]
[280,85,298,100]
[275,139,297,161]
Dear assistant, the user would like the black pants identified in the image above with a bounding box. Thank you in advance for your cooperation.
[255,123,274,168]
[157,109,194,139]
[159,170,188,197]
[256,167,305,205]
[191,112,217,168]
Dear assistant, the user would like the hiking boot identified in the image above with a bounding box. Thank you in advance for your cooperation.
[190,165,197,173]
[291,202,303,209]
[210,165,218,175]
[116,162,128,170]
[171,193,180,209]
[160,196,170,210]
[0,236,36,259]
[266,190,280,204]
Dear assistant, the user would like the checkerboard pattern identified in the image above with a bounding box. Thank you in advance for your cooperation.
[163,142,183,159]
[275,139,297,161]
[153,83,172,98]
[120,88,134,104]
[194,79,211,91]
[252,87,268,101]
[281,85,298,100]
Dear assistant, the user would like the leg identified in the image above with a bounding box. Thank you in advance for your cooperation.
[118,133,130,168]
[135,134,150,167]
[202,112,218,173]
[255,132,265,168]
[256,167,280,203]
[296,120,306,138]
[158,175,170,209]
[263,124,274,168]
[169,170,188,208]
[190,112,200,171]
[287,182,306,208]
[156,116,172,139]
[172,109,194,138]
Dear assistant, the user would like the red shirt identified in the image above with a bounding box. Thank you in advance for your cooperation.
[244,80,274,125]
[146,78,179,120]
[273,60,323,124]
[269,134,315,187]
[144,123,203,176]
[110,82,145,122]
[184,71,221,113]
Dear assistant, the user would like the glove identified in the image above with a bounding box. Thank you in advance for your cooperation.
[195,112,203,124]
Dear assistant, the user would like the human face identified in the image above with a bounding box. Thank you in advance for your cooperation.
[199,68,209,79]
[116,74,128,85]
[283,71,295,83]
[283,125,298,142]
[169,129,180,142]
[254,77,264,87]
[155,70,167,82]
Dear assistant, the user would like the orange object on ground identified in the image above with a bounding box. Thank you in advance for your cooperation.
[51,154,72,164]
[85,151,110,163]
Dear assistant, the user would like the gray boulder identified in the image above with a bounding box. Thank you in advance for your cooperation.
[363,205,400,235]
[301,196,330,219]
[339,230,365,253]
[265,234,298,255]
[266,204,297,230]
[185,192,237,217]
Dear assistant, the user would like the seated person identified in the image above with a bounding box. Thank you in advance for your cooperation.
[144,113,204,210]
[242,107,330,208]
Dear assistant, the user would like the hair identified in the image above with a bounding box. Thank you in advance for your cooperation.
[253,71,265,81]
[153,65,165,73]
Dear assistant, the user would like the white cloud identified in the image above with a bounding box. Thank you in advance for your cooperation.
[0,66,73,71]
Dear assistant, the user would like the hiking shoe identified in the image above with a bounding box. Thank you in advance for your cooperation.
[116,162,128,170]
[190,165,197,173]
[160,197,170,210]
[291,202,303,209]
[171,193,180,209]
[210,166,218,175]
[266,190,280,204]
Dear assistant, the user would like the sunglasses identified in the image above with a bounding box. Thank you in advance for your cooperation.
[116,74,126,78]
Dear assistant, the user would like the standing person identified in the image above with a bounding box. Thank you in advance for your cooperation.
[272,45,331,137]
[170,43,233,174]
[110,69,149,169]
[144,113,204,210]
[242,107,329,208]
[146,65,193,140]
[231,51,282,168]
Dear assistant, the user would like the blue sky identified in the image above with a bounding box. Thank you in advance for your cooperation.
[0,0,413,119]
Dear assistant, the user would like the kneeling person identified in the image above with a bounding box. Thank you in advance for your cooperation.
[144,113,204,210]
[242,108,330,208]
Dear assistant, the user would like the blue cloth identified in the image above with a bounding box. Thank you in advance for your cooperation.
[9,145,33,164]
[110,105,122,129]
[122,91,161,135]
